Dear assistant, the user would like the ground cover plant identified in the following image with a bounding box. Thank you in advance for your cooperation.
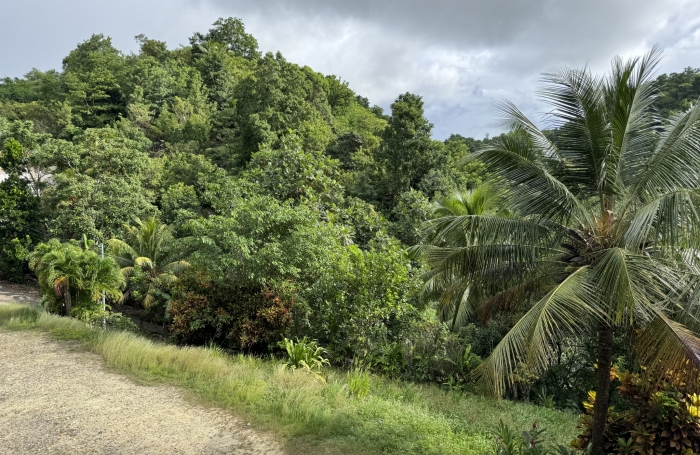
[0,305,578,455]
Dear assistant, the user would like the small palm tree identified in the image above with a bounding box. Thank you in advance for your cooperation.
[416,184,509,329]
[29,239,124,316]
[415,47,700,453]
[108,217,189,309]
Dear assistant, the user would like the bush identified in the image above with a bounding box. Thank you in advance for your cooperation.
[403,313,482,386]
[279,337,329,382]
[574,371,700,454]
[302,238,420,363]
[169,269,294,352]
[81,310,139,333]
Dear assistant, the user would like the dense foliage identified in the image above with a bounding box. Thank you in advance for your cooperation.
[412,49,700,453]
[3,17,700,449]
[574,371,700,454]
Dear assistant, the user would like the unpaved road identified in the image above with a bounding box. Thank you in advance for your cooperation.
[0,281,40,306]
[0,320,284,454]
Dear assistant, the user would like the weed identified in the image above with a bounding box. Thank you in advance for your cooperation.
[492,420,577,455]
[537,387,556,409]
[0,304,39,329]
[279,337,330,382]
[348,369,371,399]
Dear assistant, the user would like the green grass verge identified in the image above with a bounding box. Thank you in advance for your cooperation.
[0,305,580,454]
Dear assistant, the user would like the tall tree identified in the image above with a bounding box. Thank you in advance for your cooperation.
[62,34,127,128]
[189,17,261,60]
[36,128,157,239]
[415,48,700,453]
[375,93,450,207]
[0,122,43,281]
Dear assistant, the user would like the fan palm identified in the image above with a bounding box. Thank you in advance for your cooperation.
[415,47,700,453]
[108,217,189,309]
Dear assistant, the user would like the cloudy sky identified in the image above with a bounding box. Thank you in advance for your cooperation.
[2,0,700,139]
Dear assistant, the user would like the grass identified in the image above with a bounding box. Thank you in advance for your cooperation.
[0,304,580,454]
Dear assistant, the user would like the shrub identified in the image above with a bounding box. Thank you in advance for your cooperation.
[81,309,139,333]
[574,371,700,454]
[29,238,124,316]
[169,269,294,352]
[279,337,329,382]
[365,310,482,387]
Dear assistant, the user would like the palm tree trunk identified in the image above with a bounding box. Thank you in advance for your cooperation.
[63,286,72,316]
[591,324,614,454]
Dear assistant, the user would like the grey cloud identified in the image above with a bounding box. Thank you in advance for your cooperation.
[199,0,700,136]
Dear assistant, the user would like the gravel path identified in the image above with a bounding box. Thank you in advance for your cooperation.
[0,330,285,454]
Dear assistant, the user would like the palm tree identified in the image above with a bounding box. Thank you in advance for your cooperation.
[416,184,510,329]
[29,239,124,316]
[415,48,700,453]
[108,217,189,309]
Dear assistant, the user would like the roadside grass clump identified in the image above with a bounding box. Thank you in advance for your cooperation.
[279,337,330,381]
[0,304,39,329]
[0,306,580,455]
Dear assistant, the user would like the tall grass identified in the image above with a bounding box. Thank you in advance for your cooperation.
[0,305,580,454]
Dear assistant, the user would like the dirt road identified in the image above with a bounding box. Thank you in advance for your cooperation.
[0,281,40,306]
[0,328,284,454]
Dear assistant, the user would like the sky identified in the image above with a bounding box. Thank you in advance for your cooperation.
[1,0,700,139]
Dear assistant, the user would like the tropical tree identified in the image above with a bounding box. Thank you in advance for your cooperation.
[414,48,700,453]
[415,184,508,329]
[29,238,124,316]
[108,217,189,311]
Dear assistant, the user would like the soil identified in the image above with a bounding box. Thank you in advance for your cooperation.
[0,282,285,455]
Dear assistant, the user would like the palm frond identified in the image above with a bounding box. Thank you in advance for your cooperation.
[607,46,662,190]
[133,256,154,269]
[474,266,600,397]
[468,137,591,225]
[623,100,700,224]
[160,260,191,276]
[623,188,700,249]
[636,311,700,382]
[537,66,608,198]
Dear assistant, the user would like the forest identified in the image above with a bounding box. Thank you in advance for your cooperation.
[3,17,700,453]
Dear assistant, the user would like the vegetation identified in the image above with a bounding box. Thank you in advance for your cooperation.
[2,17,700,450]
[108,216,189,319]
[29,238,124,316]
[0,305,578,455]
[492,420,577,455]
[574,370,700,453]
[414,48,700,453]
[279,337,330,382]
